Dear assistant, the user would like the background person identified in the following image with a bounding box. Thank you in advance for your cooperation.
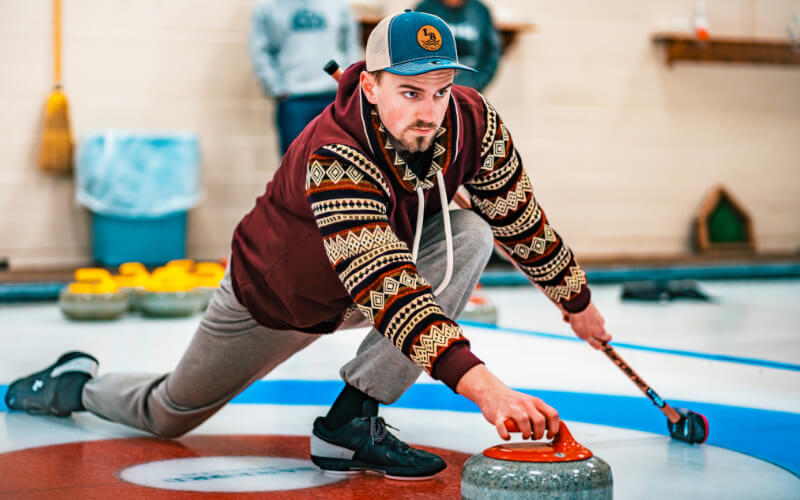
[415,0,501,91]
[250,0,362,154]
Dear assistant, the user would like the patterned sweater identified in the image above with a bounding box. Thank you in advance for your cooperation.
[231,62,589,391]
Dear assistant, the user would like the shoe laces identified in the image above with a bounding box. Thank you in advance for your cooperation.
[368,416,399,445]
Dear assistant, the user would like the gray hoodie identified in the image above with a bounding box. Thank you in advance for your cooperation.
[250,0,362,98]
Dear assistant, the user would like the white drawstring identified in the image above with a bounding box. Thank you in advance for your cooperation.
[433,171,453,296]
[410,173,454,297]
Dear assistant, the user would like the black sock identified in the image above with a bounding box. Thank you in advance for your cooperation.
[53,373,91,412]
[323,384,378,430]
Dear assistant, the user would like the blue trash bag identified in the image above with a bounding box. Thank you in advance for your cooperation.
[76,130,203,218]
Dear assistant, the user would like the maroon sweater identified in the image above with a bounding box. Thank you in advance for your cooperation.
[231,61,590,390]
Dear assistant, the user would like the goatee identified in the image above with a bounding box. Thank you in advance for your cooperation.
[387,130,435,155]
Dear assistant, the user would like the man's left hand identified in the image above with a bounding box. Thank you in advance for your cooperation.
[564,301,611,350]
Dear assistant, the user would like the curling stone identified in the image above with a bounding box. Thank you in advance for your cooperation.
[59,268,128,320]
[166,258,195,271]
[190,261,225,310]
[139,266,203,318]
[112,262,149,311]
[461,422,612,500]
[459,285,498,324]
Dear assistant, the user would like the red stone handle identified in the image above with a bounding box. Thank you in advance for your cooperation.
[487,420,592,462]
[503,419,576,447]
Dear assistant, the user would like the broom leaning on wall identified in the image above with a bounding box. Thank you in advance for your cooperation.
[39,0,73,175]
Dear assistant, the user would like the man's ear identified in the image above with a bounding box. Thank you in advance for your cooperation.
[360,71,378,105]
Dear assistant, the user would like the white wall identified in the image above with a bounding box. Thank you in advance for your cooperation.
[483,0,800,257]
[0,0,798,268]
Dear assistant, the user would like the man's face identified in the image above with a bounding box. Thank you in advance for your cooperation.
[361,69,455,154]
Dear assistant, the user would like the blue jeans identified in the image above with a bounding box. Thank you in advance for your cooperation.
[276,92,337,154]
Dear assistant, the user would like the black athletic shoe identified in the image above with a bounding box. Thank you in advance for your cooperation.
[5,351,98,417]
[310,415,447,480]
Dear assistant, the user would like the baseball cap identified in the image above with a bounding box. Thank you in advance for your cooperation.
[366,10,477,76]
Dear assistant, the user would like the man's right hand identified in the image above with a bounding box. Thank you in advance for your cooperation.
[456,364,560,441]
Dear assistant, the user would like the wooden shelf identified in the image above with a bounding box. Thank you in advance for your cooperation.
[652,32,800,66]
[358,14,535,55]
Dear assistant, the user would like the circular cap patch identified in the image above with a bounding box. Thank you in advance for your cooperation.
[417,25,443,51]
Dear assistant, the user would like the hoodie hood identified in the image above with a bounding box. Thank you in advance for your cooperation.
[333,61,462,194]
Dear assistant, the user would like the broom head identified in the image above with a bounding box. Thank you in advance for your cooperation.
[38,86,74,174]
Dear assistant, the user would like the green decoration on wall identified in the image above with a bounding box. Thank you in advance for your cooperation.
[707,197,747,244]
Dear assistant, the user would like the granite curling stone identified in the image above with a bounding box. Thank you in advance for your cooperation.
[190,261,225,310]
[459,285,498,324]
[59,268,128,320]
[112,262,149,311]
[461,422,612,500]
[139,266,203,318]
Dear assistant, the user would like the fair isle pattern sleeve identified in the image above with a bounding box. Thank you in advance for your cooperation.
[465,97,589,311]
[306,145,470,374]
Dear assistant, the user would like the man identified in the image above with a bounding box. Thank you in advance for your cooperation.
[6,11,610,481]
[250,0,361,153]
[415,0,501,91]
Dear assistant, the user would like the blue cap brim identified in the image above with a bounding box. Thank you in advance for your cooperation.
[385,58,477,76]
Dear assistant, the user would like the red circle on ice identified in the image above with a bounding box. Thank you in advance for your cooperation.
[0,435,469,499]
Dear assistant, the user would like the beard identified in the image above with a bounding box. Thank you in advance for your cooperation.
[387,132,435,154]
[386,119,438,154]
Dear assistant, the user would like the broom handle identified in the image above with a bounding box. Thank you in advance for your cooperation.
[53,0,62,86]
[600,343,681,423]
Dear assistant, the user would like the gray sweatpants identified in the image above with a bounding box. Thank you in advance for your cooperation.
[82,209,494,437]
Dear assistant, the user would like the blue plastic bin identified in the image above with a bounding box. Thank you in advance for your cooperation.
[76,130,202,266]
[91,212,187,267]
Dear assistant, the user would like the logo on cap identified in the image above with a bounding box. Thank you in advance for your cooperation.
[417,25,442,51]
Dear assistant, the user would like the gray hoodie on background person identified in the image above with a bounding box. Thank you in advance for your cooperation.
[250,0,362,99]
